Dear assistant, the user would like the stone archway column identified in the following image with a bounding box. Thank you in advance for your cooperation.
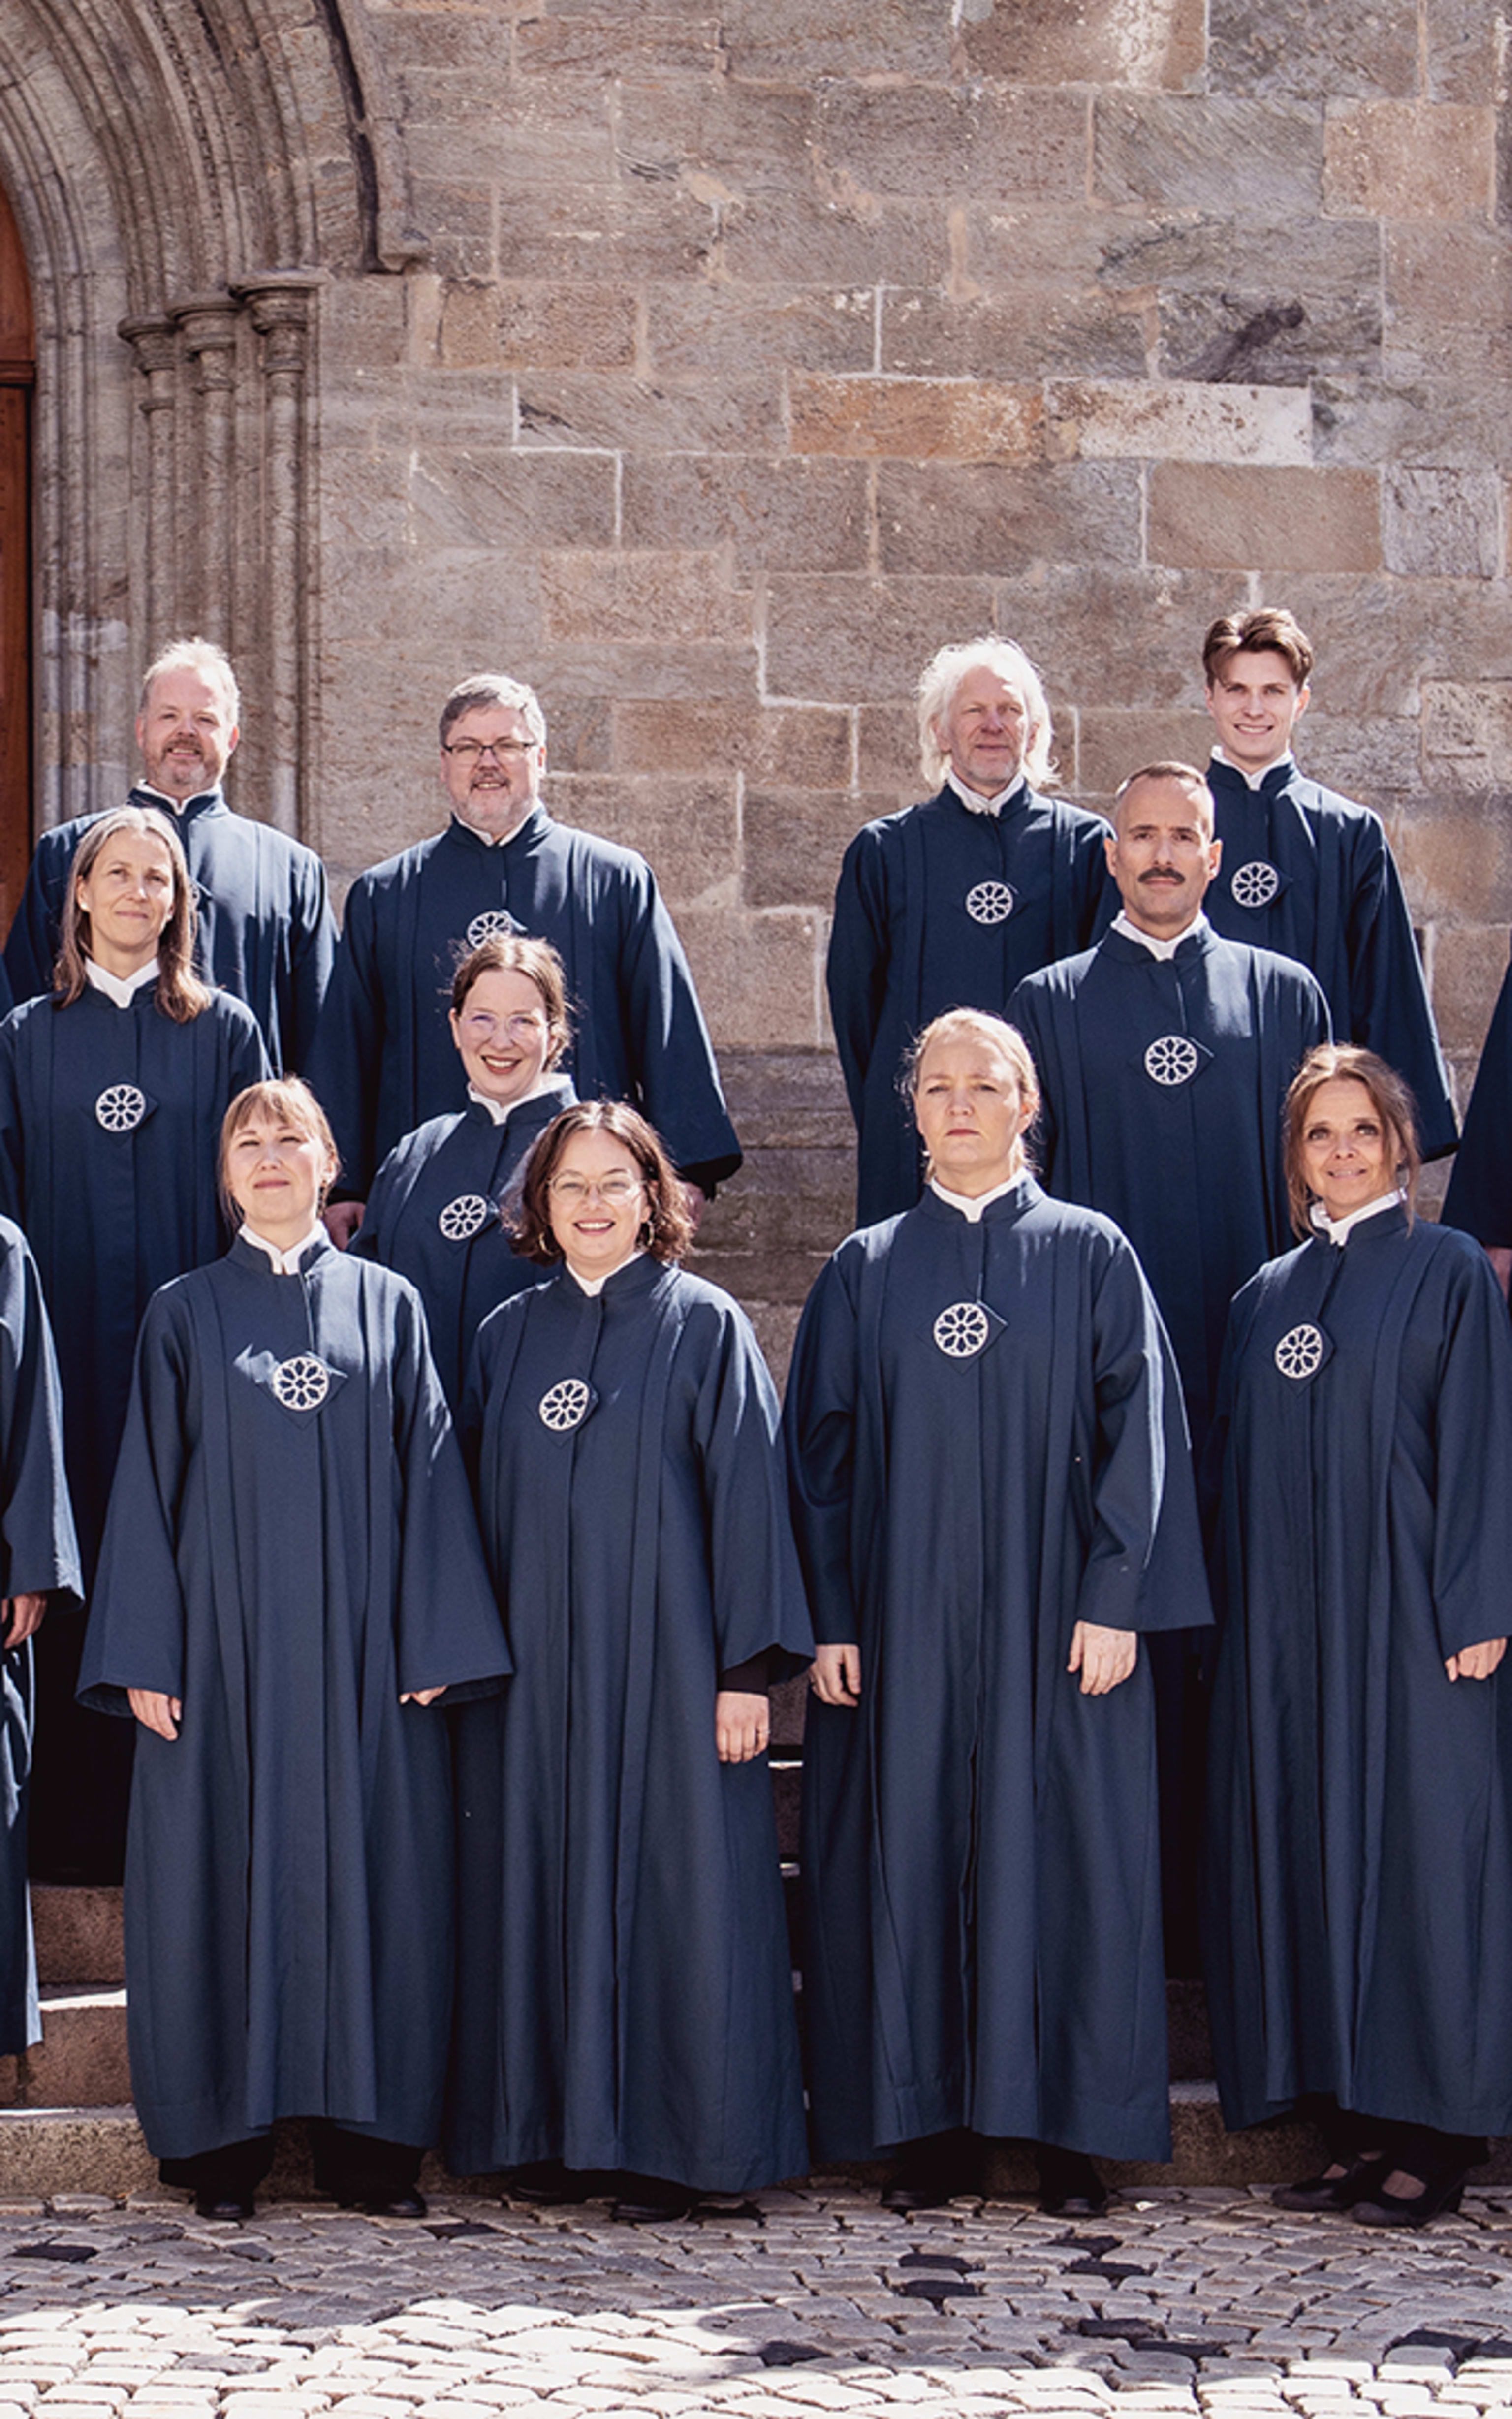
[174,296,240,649]
[117,316,179,655]
[235,272,321,840]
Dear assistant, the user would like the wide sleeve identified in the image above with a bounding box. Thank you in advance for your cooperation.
[389,1284,511,1698]
[1076,1231,1213,1637]
[306,875,385,1199]
[284,849,337,1077]
[611,862,741,1190]
[0,1225,81,1606]
[1071,812,1117,947]
[0,1018,25,1225]
[825,825,890,1128]
[2,832,70,1007]
[227,998,273,1094]
[1006,977,1062,1187]
[76,1294,194,1713]
[783,1251,864,1648]
[1428,1243,1512,1660]
[689,1298,814,1677]
[1442,946,1512,1248]
[1343,816,1457,1161]
[348,1142,400,1264]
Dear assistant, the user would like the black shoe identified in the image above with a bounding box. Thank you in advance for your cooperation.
[881,2132,983,2213]
[610,2173,698,2224]
[1352,2169,1466,2230]
[340,2189,427,2219]
[506,2159,593,2207]
[1272,2152,1390,2212]
[1036,2146,1108,2217]
[194,2189,253,2221]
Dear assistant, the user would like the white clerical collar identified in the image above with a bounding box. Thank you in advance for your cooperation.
[239,1222,327,1275]
[449,808,533,849]
[929,1173,1022,1223]
[567,1248,646,1297]
[85,956,159,1007]
[1110,909,1209,962]
[467,1076,561,1128]
[1311,1188,1405,1247]
[134,781,219,815]
[1211,745,1294,793]
[945,768,1025,817]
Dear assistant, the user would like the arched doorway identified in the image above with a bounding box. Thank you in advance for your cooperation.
[0,177,31,936]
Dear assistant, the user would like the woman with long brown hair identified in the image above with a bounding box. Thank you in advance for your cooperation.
[0,803,267,1882]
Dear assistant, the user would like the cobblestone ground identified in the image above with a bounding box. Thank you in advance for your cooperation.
[2,2183,1512,2419]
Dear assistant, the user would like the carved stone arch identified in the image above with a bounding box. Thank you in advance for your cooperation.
[0,0,418,846]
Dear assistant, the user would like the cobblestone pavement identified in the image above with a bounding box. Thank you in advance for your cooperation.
[2,2183,1512,2419]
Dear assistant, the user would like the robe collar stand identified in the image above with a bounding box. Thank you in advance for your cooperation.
[1109,909,1210,963]
[85,956,160,1007]
[1208,748,1296,798]
[232,1225,334,1277]
[944,769,1029,818]
[559,1249,663,1302]
[445,802,549,854]
[466,1072,572,1129]
[920,1171,1038,1225]
[130,779,227,820]
[1310,1189,1408,1248]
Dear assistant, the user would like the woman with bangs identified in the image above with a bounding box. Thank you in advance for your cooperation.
[1206,1044,1512,2229]
[0,803,268,1883]
[447,1100,812,2223]
[78,1078,509,2223]
[351,934,575,1407]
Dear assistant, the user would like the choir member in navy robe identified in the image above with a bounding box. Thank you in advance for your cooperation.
[448,1101,811,2223]
[1441,942,1512,1285]
[4,639,335,1075]
[78,1079,509,2221]
[306,673,739,1235]
[0,1220,82,2060]
[1205,1046,1512,2229]
[1010,763,1329,1453]
[353,934,573,1407]
[787,1010,1211,2217]
[1199,607,1455,1159]
[827,638,1112,1225]
[0,805,269,1884]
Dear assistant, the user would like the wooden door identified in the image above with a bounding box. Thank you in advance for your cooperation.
[0,180,32,941]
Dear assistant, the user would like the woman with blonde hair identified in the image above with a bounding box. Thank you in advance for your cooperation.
[1206,1044,1512,2228]
[0,803,267,1881]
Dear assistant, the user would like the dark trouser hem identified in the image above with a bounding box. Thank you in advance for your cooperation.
[160,2136,274,2199]
[307,2120,424,2202]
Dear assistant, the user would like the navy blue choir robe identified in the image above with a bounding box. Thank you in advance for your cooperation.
[1010,925,1329,1448]
[77,1236,510,2162]
[826,783,1113,1225]
[786,1182,1212,2164]
[448,1255,812,2191]
[306,810,741,1198]
[0,983,269,1880]
[0,1220,83,2057]
[1442,941,1512,1247]
[352,1076,573,1409]
[4,785,336,1075]
[1203,757,1456,1158]
[1204,1207,1512,2136]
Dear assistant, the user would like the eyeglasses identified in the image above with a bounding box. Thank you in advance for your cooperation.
[548,1174,642,1207]
[442,739,535,763]
[460,1011,547,1043]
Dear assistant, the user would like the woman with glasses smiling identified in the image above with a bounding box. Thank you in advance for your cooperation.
[445,1100,813,2223]
[351,936,575,1408]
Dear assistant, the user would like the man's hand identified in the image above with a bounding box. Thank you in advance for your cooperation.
[1446,1637,1507,1682]
[128,1690,182,1740]
[323,1201,365,1249]
[2,1591,46,1650]
[810,1642,862,1706]
[715,1689,769,1763]
[400,1685,448,1706]
[1068,1622,1137,1696]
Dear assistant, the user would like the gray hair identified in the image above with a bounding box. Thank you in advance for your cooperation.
[440,673,547,751]
[139,637,240,727]
[917,637,1054,792]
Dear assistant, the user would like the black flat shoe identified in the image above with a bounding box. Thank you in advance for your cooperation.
[881,2132,984,2212]
[1036,2147,1108,2217]
[194,2190,253,2221]
[1272,2152,1390,2212]
[610,2173,698,2224]
[340,2189,427,2219]
[506,2159,592,2207]
[1352,2169,1466,2230]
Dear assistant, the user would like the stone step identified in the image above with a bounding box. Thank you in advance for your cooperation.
[0,1988,130,2111]
[32,1885,125,1986]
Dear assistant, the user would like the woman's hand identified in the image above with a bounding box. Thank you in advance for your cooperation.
[400,1685,448,1706]
[1068,1622,1137,1696]
[2,1591,46,1649]
[129,1689,182,1740]
[715,1689,769,1763]
[809,1642,862,1706]
[1446,1637,1508,1682]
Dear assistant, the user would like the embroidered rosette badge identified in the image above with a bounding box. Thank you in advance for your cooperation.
[271,1354,333,1412]
[1143,1036,1200,1087]
[1274,1323,1326,1382]
[933,1302,991,1359]
[539,1377,594,1431]
[438,1194,491,1241]
[965,880,1014,926]
[1230,860,1280,910]
[95,1083,147,1132]
[465,910,518,949]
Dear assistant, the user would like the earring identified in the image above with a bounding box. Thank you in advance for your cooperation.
[637,1217,655,1250]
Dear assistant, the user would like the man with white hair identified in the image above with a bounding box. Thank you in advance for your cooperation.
[827,637,1112,1224]
[4,638,334,1075]
[307,672,740,1236]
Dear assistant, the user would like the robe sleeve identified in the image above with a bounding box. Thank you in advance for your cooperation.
[227,999,274,1095]
[348,1142,401,1264]
[1342,814,1457,1161]
[826,826,891,1129]
[284,849,337,1077]
[1427,1242,1512,1660]
[0,1018,24,1225]
[1442,946,1512,1248]
[606,863,741,1192]
[689,1297,814,1677]
[306,873,384,1199]
[1076,1230,1212,1636]
[388,1285,511,1699]
[75,1293,194,1713]
[783,1250,864,1648]
[1007,979,1061,1183]
[0,1224,81,1607]
[3,832,70,1007]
